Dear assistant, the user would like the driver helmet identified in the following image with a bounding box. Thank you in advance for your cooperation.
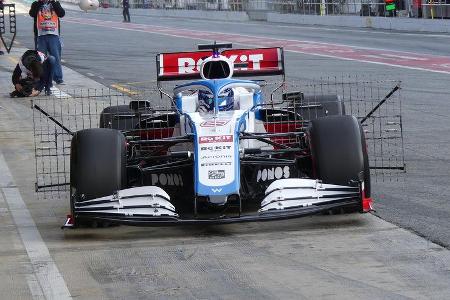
[198,88,234,112]
[198,89,214,112]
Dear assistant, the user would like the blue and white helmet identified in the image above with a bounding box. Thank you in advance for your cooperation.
[198,88,234,112]
[218,88,234,111]
[198,89,214,112]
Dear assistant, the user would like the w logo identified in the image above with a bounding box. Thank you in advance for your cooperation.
[211,188,222,193]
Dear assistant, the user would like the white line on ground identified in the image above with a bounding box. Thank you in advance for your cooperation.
[0,154,15,188]
[25,274,46,300]
[0,153,71,300]
[236,21,450,39]
[64,18,450,75]
[161,15,450,39]
[50,87,71,99]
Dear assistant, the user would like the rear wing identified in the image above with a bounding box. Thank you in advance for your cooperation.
[156,47,285,82]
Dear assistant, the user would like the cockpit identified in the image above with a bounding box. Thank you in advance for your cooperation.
[173,80,262,114]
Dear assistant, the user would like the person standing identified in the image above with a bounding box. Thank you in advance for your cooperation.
[122,0,130,23]
[29,0,65,84]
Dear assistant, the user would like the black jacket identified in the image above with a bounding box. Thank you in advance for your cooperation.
[12,50,49,91]
[29,0,65,38]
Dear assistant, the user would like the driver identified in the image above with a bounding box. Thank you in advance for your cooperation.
[198,88,234,112]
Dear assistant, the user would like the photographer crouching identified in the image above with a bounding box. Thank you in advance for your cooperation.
[10,50,55,97]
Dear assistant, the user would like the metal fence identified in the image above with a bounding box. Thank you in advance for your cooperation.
[32,88,135,194]
[99,0,450,18]
[32,77,404,200]
[0,4,17,53]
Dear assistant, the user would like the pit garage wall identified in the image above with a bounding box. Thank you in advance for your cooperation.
[61,0,450,33]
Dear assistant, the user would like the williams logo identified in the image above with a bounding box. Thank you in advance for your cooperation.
[208,170,225,180]
[211,188,223,193]
[256,166,290,182]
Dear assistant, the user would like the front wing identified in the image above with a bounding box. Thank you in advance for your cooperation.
[67,179,365,227]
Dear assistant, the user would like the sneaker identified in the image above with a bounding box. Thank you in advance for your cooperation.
[0,51,4,55]
[55,80,65,85]
[45,89,52,96]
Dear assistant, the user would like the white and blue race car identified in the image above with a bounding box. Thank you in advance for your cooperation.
[67,43,372,227]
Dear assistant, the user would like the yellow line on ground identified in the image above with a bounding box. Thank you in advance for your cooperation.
[123,80,157,85]
[7,56,18,64]
[111,84,139,96]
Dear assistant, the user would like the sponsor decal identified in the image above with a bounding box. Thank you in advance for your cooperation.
[158,48,282,79]
[208,170,225,180]
[37,4,59,32]
[201,162,232,167]
[178,53,264,74]
[201,155,232,160]
[151,173,184,186]
[200,120,230,127]
[211,188,223,193]
[200,145,232,151]
[256,166,290,183]
[199,135,233,144]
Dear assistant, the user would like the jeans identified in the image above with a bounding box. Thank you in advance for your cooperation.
[37,35,63,82]
[123,7,130,22]
[35,55,55,93]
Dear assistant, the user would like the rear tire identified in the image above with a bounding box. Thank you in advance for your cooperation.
[100,105,136,130]
[309,115,369,212]
[297,95,345,120]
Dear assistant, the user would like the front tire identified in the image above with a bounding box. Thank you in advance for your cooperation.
[309,115,370,212]
[70,128,126,201]
[70,128,126,226]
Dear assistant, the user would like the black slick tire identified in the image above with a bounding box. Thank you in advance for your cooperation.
[70,128,126,226]
[298,94,345,120]
[309,115,370,212]
[99,105,135,130]
[70,128,127,227]
[71,128,126,200]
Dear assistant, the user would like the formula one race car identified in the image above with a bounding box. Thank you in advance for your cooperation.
[66,43,372,227]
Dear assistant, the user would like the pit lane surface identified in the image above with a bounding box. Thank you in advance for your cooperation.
[1,4,450,299]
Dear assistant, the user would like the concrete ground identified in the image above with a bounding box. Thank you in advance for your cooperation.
[1,48,450,300]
